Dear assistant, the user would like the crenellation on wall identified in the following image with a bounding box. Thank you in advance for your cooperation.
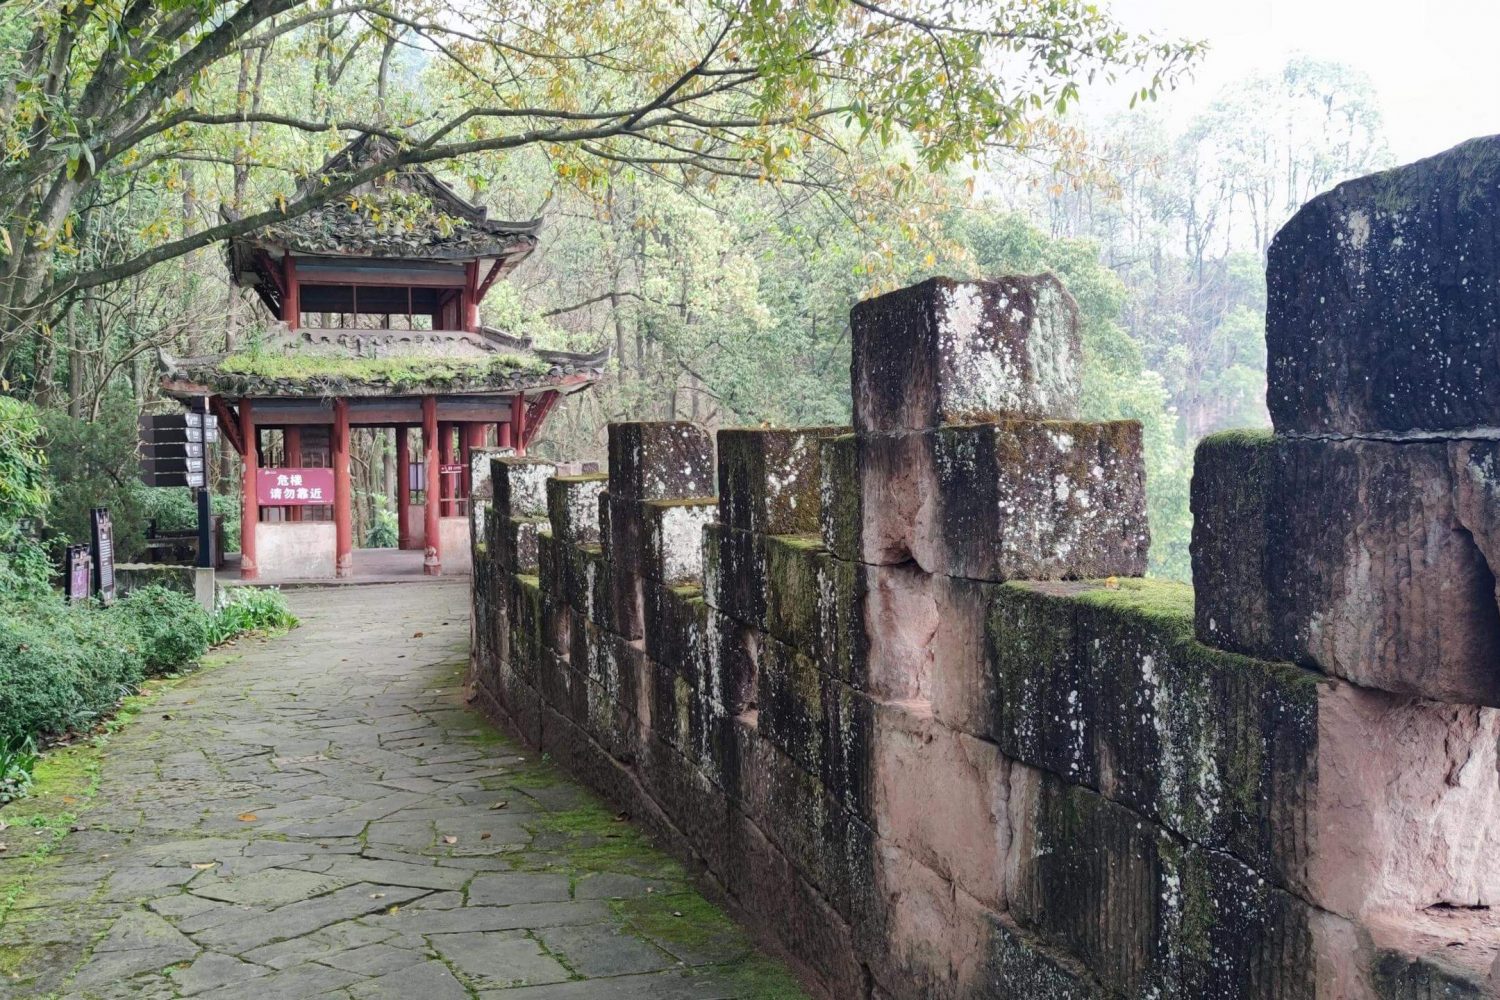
[469,143,1500,1000]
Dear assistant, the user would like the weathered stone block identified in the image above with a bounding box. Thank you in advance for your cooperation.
[917,420,1149,581]
[1193,432,1500,706]
[812,551,863,686]
[705,611,760,718]
[763,534,826,652]
[641,497,717,585]
[819,433,862,562]
[606,421,715,500]
[851,274,1082,434]
[703,522,767,628]
[979,915,1103,1000]
[1006,766,1315,999]
[759,637,825,775]
[989,578,1320,888]
[1267,135,1500,435]
[491,457,554,518]
[498,515,545,574]
[507,574,544,683]
[718,426,846,536]
[546,473,607,545]
[643,582,709,680]
[536,528,563,599]
[856,431,934,566]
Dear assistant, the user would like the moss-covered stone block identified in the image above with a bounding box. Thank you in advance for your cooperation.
[1190,430,1275,655]
[547,472,607,546]
[705,611,761,718]
[492,456,554,518]
[536,527,563,599]
[498,515,546,574]
[718,426,847,536]
[851,274,1082,434]
[642,497,717,585]
[759,637,825,776]
[818,433,862,563]
[703,522,767,628]
[988,578,1321,888]
[923,419,1149,581]
[643,582,709,681]
[507,574,545,684]
[764,534,826,653]
[1007,767,1313,999]
[1193,431,1500,706]
[812,551,863,685]
[607,421,715,500]
[1266,134,1500,435]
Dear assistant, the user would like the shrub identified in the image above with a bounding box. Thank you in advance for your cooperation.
[210,587,298,645]
[136,483,242,552]
[0,596,147,746]
[0,737,38,804]
[0,397,50,600]
[365,508,399,548]
[39,401,148,561]
[116,585,211,673]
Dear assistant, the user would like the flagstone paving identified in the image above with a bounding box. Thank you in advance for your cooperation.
[0,582,807,999]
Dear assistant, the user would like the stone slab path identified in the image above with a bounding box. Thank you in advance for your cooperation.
[0,583,806,999]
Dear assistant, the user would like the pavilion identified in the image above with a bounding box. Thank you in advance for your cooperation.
[159,134,605,580]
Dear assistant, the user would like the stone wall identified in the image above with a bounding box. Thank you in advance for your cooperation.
[470,143,1500,999]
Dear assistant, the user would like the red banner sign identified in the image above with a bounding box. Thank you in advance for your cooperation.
[257,467,334,505]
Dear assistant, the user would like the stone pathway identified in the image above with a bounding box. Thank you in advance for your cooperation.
[0,583,806,999]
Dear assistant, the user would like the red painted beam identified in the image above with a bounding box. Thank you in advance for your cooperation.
[211,396,244,456]
[521,390,560,452]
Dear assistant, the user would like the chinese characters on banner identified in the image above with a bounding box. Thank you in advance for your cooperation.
[256,468,336,505]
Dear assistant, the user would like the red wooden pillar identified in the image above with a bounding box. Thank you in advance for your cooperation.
[423,397,441,575]
[395,426,412,550]
[439,421,457,516]
[510,394,528,456]
[463,261,481,332]
[284,256,300,330]
[285,426,303,523]
[462,423,486,510]
[498,421,512,450]
[333,399,353,578]
[459,423,473,511]
[239,400,259,580]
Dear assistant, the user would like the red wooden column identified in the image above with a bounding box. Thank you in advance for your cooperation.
[395,426,412,550]
[285,426,303,523]
[239,400,259,580]
[423,397,442,575]
[333,399,353,579]
[463,262,481,332]
[284,256,300,330]
[462,423,487,509]
[439,421,457,515]
[459,423,473,510]
[510,394,528,456]
[498,421,512,449]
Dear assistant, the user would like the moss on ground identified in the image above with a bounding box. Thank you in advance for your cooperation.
[618,890,809,998]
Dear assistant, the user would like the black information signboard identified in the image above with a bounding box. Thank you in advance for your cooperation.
[139,410,217,488]
[66,543,92,603]
[90,507,115,605]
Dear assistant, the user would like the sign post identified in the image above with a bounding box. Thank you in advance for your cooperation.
[66,544,92,603]
[196,397,213,569]
[90,507,115,605]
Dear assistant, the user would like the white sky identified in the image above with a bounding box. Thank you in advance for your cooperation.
[1103,0,1500,162]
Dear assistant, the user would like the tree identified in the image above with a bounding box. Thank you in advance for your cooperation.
[0,0,1199,381]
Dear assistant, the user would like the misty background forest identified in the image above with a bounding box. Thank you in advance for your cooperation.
[0,0,1392,583]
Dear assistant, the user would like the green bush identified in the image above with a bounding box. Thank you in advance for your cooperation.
[136,483,242,552]
[39,401,148,561]
[210,587,298,645]
[0,736,38,804]
[0,596,147,746]
[365,508,399,548]
[116,585,211,672]
[0,397,51,600]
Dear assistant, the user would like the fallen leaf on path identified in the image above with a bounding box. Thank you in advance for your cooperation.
[442,835,457,845]
[412,631,425,638]
[480,832,491,841]
[237,813,258,822]
[369,892,386,899]
[489,800,509,811]
[190,862,217,871]
[387,905,400,915]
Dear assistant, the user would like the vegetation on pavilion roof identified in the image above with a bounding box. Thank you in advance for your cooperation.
[159,344,598,399]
